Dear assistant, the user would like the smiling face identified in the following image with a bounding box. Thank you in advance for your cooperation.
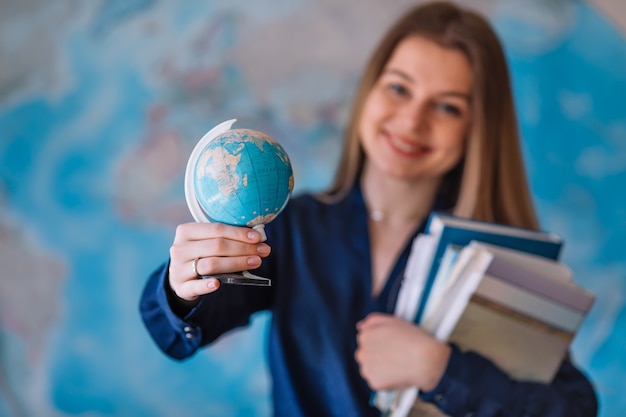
[358,35,473,183]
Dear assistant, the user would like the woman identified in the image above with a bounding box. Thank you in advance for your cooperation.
[140,2,598,416]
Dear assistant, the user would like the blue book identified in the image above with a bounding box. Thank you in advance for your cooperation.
[413,212,563,324]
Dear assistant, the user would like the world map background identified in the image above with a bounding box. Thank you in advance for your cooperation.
[0,0,624,416]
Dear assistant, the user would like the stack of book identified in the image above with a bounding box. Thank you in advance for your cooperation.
[373,212,595,417]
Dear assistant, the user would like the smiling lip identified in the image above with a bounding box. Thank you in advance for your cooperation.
[384,132,430,157]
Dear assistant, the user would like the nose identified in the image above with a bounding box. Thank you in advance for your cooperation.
[398,100,429,136]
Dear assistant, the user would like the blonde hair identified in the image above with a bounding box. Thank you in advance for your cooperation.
[319,1,539,230]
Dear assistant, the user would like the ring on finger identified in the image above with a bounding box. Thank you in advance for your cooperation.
[192,257,201,278]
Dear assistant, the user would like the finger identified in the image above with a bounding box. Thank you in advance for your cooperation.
[192,253,264,277]
[174,222,264,243]
[192,236,271,259]
[169,239,270,274]
[356,312,389,330]
[176,277,221,300]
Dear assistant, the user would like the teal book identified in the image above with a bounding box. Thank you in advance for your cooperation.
[413,212,563,324]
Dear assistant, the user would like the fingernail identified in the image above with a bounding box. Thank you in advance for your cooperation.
[247,230,259,241]
[207,280,216,289]
[247,256,261,266]
[257,244,270,254]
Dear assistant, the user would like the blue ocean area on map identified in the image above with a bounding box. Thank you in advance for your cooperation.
[0,1,624,416]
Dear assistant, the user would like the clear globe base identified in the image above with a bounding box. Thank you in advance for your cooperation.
[201,270,271,286]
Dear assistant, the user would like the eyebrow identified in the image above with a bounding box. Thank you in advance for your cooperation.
[382,68,471,100]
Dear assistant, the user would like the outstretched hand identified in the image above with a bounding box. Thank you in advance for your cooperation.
[168,222,271,301]
[355,312,451,392]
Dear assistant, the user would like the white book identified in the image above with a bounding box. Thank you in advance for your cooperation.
[393,234,437,321]
[373,234,436,413]
[421,244,463,322]
[423,246,495,339]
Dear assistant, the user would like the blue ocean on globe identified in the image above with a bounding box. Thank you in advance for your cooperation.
[193,129,294,228]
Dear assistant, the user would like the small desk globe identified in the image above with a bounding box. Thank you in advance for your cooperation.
[184,119,294,285]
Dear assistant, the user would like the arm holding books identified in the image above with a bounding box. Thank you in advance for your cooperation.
[356,312,597,417]
[362,216,597,417]
[419,345,597,417]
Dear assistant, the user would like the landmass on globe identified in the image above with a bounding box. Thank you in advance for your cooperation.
[192,128,294,231]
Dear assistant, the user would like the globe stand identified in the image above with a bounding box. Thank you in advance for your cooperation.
[184,119,278,287]
[201,271,271,287]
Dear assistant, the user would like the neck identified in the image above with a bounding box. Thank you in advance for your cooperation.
[360,166,440,227]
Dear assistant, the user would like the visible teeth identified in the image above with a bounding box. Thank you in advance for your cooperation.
[390,136,422,152]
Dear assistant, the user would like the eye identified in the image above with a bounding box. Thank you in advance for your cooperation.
[387,83,410,98]
[435,102,463,116]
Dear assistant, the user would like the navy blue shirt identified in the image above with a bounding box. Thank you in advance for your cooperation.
[140,185,597,417]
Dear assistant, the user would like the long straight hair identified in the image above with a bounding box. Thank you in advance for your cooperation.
[319,1,539,230]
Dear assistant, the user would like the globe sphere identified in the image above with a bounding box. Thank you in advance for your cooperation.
[191,128,294,229]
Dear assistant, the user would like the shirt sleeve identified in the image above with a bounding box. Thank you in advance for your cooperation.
[139,260,273,360]
[418,345,598,417]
